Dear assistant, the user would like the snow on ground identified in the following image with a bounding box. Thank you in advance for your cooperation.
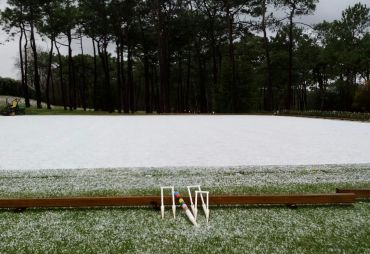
[0,115,370,170]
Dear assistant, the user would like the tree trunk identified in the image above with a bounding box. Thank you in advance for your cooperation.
[120,36,129,114]
[287,7,295,110]
[19,26,29,107]
[80,33,87,111]
[92,39,98,111]
[262,0,273,111]
[51,69,56,105]
[29,17,41,108]
[185,50,191,112]
[139,15,151,114]
[319,69,325,111]
[116,40,122,113]
[98,40,112,113]
[207,12,218,112]
[127,43,134,113]
[301,81,307,110]
[157,0,170,113]
[150,64,155,113]
[19,26,27,107]
[55,41,67,110]
[177,53,183,113]
[226,5,237,112]
[23,29,30,107]
[152,65,160,114]
[144,50,151,113]
[72,51,77,109]
[46,38,54,110]
[159,36,170,113]
[211,35,218,112]
[67,31,74,110]
[197,42,207,113]
[104,48,112,112]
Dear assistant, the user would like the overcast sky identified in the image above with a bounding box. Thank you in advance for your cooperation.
[0,0,369,79]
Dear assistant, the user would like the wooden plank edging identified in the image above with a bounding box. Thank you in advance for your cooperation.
[336,189,370,199]
[0,193,356,209]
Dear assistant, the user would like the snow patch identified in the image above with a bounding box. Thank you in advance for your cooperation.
[1,115,370,170]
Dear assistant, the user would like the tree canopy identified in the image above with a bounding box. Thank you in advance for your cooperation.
[1,0,369,113]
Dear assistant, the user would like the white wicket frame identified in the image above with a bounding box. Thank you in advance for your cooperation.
[195,191,210,224]
[160,186,176,219]
[187,185,202,215]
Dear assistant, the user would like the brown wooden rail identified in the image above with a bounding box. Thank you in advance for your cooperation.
[0,193,355,209]
[336,189,370,199]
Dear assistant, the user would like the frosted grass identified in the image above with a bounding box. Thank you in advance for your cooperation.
[0,165,369,253]
[0,164,369,198]
[0,203,369,253]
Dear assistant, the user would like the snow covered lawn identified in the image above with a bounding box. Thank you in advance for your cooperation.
[1,115,369,253]
[0,165,369,253]
[1,115,370,170]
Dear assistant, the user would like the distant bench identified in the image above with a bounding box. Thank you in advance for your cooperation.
[0,193,356,211]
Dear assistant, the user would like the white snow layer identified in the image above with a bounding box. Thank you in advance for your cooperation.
[0,115,369,170]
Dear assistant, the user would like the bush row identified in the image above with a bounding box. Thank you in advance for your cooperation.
[280,110,370,121]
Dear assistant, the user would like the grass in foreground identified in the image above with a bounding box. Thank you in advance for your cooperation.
[1,204,369,254]
[0,165,369,253]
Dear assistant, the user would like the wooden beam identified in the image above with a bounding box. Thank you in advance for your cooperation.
[336,189,370,199]
[0,197,160,209]
[208,194,355,205]
[0,194,355,209]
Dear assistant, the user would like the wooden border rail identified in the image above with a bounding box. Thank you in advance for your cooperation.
[336,189,370,199]
[0,194,355,210]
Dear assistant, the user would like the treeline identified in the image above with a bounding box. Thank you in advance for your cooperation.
[0,0,370,113]
[0,76,28,97]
